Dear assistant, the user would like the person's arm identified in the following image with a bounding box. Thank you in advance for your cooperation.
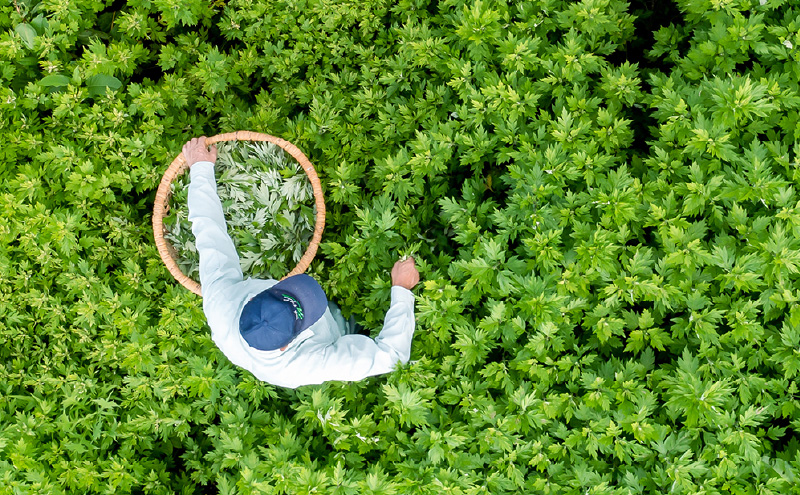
[184,138,243,303]
[263,259,420,388]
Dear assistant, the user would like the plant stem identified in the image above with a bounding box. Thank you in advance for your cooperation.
[12,0,24,19]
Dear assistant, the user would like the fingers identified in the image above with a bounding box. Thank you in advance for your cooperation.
[182,137,215,168]
[183,136,208,150]
[400,257,419,274]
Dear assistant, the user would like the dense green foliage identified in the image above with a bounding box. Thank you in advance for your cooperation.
[2,0,800,492]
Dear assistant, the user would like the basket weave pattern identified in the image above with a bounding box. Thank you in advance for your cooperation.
[152,131,326,296]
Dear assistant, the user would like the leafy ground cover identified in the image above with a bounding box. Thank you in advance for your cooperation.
[1,0,800,493]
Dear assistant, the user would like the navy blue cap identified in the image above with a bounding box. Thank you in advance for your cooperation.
[239,274,328,351]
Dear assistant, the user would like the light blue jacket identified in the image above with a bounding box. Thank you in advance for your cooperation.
[187,161,416,388]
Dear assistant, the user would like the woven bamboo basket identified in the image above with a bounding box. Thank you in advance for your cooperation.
[152,131,326,296]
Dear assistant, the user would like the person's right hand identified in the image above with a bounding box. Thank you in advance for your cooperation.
[182,137,217,167]
[391,257,420,290]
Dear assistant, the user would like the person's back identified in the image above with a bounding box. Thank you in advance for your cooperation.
[183,137,420,388]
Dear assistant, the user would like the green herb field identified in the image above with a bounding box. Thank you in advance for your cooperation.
[2,0,800,492]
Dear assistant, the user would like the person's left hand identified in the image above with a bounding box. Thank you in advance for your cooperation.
[182,137,217,167]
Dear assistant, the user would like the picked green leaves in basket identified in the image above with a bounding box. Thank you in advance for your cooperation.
[162,141,315,281]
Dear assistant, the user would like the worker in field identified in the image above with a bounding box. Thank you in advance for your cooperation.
[181,137,420,388]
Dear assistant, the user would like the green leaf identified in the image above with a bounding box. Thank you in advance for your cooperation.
[39,74,70,87]
[275,211,293,230]
[30,14,48,34]
[382,383,431,427]
[15,23,36,49]
[86,74,122,96]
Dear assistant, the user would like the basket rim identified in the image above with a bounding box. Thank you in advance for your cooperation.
[152,131,326,297]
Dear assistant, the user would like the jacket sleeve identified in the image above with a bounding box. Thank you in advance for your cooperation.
[267,286,416,388]
[187,162,243,316]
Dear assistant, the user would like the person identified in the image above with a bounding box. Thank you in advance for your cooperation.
[182,137,420,389]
